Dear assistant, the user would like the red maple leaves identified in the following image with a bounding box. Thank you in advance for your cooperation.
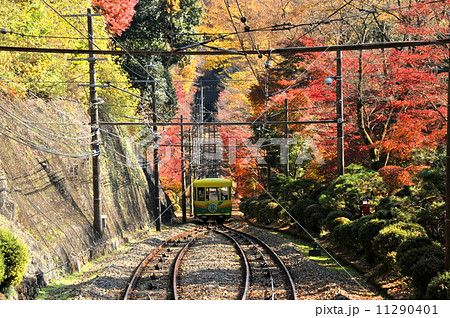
[92,0,138,36]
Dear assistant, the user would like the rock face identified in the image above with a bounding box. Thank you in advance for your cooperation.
[0,97,173,298]
[0,169,17,222]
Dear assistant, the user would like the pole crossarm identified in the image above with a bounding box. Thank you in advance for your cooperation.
[1,38,449,56]
[98,119,337,126]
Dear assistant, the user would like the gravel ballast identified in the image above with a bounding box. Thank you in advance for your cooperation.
[39,217,382,300]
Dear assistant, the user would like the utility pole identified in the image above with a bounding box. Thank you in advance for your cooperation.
[152,81,161,231]
[87,8,102,237]
[336,50,345,176]
[181,115,187,223]
[188,129,194,216]
[446,45,450,270]
[66,8,104,237]
[284,99,289,177]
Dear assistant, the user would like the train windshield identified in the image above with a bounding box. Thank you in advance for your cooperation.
[196,186,230,201]
[197,187,205,201]
[208,188,219,201]
[220,187,229,200]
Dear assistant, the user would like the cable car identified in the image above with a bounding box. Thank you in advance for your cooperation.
[193,178,232,222]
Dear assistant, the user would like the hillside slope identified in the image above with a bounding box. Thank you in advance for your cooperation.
[0,95,171,298]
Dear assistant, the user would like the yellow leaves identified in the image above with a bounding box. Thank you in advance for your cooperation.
[0,0,139,119]
[170,58,198,95]
[162,0,181,13]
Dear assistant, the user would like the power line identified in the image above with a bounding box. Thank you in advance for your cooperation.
[2,37,447,56]
[0,124,94,158]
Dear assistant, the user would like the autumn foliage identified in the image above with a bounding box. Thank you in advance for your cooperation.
[378,166,414,193]
[92,0,138,36]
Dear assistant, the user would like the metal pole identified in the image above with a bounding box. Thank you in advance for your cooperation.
[87,8,102,237]
[336,50,345,176]
[189,130,194,217]
[284,99,289,177]
[152,81,161,231]
[181,115,187,223]
[446,45,450,270]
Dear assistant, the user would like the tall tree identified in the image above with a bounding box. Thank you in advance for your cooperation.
[117,0,203,117]
[92,0,138,36]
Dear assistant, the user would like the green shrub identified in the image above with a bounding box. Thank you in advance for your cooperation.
[426,271,450,300]
[0,251,5,286]
[303,204,326,233]
[396,236,435,276]
[239,198,249,212]
[372,222,426,266]
[330,217,351,232]
[374,196,413,222]
[326,211,353,230]
[331,220,355,249]
[396,238,444,296]
[241,197,261,218]
[358,219,388,261]
[318,164,386,215]
[411,256,445,297]
[416,200,445,243]
[0,229,29,288]
[256,198,273,223]
[264,201,282,223]
[290,199,316,225]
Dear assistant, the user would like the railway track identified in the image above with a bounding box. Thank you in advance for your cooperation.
[218,225,297,300]
[124,224,297,300]
[123,226,208,300]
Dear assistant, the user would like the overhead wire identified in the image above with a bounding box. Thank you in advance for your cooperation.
[0,124,94,158]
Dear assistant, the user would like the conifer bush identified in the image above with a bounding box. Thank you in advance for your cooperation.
[331,220,354,249]
[326,211,353,230]
[0,229,29,289]
[396,237,444,296]
[330,217,351,232]
[290,199,316,226]
[358,219,387,261]
[303,204,326,233]
[426,271,450,299]
[372,222,426,266]
[411,256,445,296]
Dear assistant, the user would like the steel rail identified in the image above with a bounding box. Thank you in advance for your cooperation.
[249,237,276,300]
[171,238,196,300]
[213,230,251,300]
[222,225,298,300]
[123,227,201,300]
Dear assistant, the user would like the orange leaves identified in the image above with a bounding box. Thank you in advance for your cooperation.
[378,166,414,193]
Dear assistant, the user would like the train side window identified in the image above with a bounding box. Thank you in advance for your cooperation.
[208,188,219,201]
[220,187,229,200]
[197,187,205,201]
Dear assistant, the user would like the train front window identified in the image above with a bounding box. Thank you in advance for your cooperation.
[197,187,205,201]
[207,188,219,201]
[220,187,229,200]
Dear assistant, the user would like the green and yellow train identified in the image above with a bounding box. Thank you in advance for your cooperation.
[193,178,232,222]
